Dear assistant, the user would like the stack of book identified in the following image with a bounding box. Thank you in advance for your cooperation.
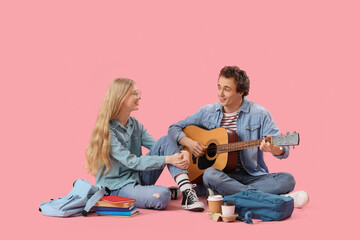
[94,195,138,217]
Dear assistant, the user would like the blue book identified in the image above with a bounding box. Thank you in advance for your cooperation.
[93,205,135,212]
[95,208,138,216]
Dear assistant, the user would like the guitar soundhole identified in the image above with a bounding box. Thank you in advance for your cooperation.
[207,143,217,158]
[196,142,217,170]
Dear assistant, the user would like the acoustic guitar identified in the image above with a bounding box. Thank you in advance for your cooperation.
[182,125,300,183]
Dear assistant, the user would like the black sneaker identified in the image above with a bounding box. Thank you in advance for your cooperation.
[181,189,205,212]
[168,186,180,200]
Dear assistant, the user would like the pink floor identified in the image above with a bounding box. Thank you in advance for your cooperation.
[15,188,341,240]
[2,1,358,239]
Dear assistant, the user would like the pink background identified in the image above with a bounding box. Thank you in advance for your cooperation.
[1,0,359,239]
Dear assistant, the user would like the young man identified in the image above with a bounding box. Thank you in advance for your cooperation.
[168,66,309,208]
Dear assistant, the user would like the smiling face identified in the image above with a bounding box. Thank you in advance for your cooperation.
[217,76,244,113]
[122,84,141,112]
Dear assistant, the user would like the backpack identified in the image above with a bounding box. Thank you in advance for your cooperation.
[39,179,108,217]
[223,189,294,224]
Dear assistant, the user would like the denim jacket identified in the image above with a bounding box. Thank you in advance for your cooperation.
[168,97,289,176]
[95,117,165,190]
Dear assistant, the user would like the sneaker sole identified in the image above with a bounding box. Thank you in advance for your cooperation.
[181,202,205,212]
[181,205,205,212]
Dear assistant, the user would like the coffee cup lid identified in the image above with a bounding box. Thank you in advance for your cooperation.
[207,195,223,201]
[222,201,235,206]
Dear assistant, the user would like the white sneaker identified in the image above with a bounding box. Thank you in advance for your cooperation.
[207,188,215,197]
[283,190,309,208]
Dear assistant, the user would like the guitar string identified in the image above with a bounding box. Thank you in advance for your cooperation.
[206,139,263,153]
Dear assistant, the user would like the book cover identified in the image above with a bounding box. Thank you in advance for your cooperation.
[96,212,140,218]
[94,201,135,208]
[93,205,135,212]
[95,208,138,216]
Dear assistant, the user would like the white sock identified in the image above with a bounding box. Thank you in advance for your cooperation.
[175,173,192,192]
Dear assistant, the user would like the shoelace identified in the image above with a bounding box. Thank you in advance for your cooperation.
[185,189,199,207]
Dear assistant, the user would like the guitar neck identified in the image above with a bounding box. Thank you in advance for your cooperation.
[217,139,267,153]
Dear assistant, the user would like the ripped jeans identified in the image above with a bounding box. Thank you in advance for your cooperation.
[110,136,186,210]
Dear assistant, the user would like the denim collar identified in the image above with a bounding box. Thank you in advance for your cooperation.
[216,96,250,113]
[110,117,134,130]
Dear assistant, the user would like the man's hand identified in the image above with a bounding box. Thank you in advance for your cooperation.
[260,135,284,156]
[179,136,207,158]
[187,139,207,158]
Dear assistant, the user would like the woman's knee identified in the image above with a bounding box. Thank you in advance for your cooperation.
[157,135,168,144]
[151,135,179,156]
[148,187,171,210]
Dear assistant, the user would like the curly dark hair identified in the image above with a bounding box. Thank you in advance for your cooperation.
[219,66,250,97]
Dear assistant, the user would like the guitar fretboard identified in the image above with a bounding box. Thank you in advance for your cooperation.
[217,139,270,153]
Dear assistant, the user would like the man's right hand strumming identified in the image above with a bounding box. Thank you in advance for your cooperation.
[179,136,207,158]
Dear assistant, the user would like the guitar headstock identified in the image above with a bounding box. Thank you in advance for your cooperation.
[273,131,300,146]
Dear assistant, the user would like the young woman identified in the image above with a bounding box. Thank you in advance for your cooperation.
[85,78,205,211]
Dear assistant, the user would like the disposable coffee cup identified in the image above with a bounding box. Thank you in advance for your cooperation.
[221,201,235,216]
[207,195,223,213]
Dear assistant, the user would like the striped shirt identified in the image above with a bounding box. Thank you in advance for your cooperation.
[220,109,240,133]
[221,108,244,171]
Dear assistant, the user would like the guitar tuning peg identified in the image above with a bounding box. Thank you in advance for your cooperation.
[286,131,290,135]
[293,146,295,149]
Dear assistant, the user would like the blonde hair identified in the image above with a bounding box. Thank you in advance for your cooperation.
[85,78,135,176]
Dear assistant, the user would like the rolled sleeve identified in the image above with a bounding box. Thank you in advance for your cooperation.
[261,110,290,160]
[273,146,290,159]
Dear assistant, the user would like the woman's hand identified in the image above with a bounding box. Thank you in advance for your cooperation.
[165,151,190,169]
[180,150,190,169]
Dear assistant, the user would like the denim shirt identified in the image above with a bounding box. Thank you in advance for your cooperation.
[168,97,289,176]
[95,117,165,190]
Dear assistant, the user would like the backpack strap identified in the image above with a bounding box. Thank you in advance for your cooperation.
[82,187,107,216]
[244,211,253,224]
[242,211,262,224]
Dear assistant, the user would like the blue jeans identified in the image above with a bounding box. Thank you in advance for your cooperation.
[111,135,186,210]
[202,167,295,196]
